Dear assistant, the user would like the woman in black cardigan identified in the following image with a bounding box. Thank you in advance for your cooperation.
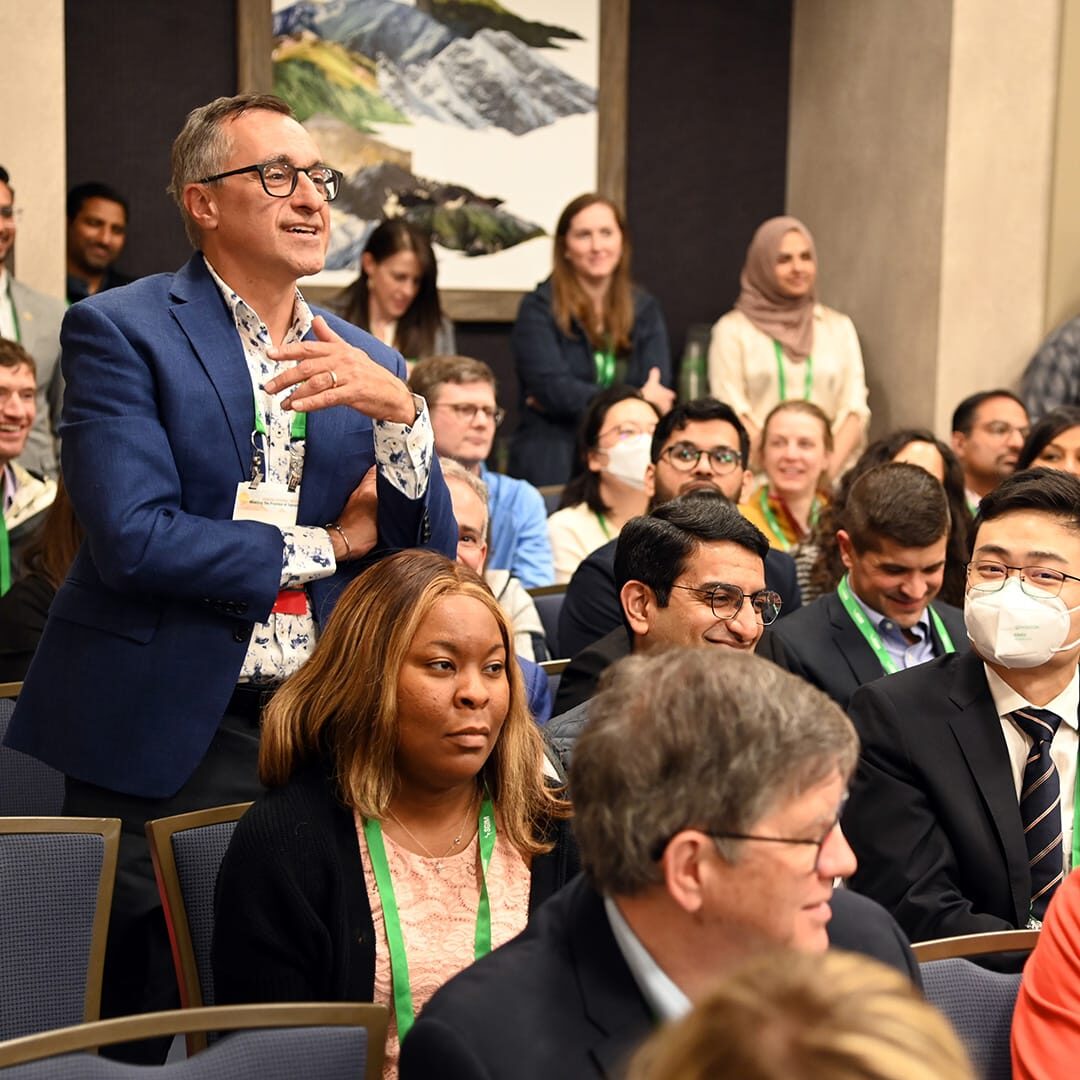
[212,550,576,1070]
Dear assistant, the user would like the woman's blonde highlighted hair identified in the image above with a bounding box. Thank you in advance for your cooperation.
[260,550,567,855]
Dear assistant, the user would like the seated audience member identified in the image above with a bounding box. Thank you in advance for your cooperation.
[340,219,454,364]
[547,386,659,584]
[0,476,82,681]
[950,389,1029,513]
[759,463,967,709]
[1022,313,1080,420]
[400,648,919,1080]
[0,167,64,480]
[844,468,1080,955]
[708,215,869,476]
[440,458,547,663]
[508,192,674,487]
[804,428,971,607]
[1012,868,1080,1080]
[410,356,553,587]
[628,949,972,1080]
[739,399,831,551]
[558,397,800,659]
[550,491,778,727]
[212,550,578,1074]
[66,181,132,303]
[1016,404,1080,477]
[1,339,56,590]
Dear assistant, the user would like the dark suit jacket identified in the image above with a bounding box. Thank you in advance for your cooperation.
[558,537,801,661]
[4,255,456,798]
[758,591,968,709]
[845,651,1042,947]
[399,875,918,1080]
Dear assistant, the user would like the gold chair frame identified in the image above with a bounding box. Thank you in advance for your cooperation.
[911,928,1041,962]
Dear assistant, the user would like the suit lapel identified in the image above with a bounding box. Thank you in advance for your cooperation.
[947,654,1030,924]
[826,592,889,686]
[168,257,251,477]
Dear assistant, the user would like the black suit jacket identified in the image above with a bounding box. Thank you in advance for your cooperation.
[558,538,801,661]
[400,875,917,1080]
[758,592,969,709]
[845,651,1040,947]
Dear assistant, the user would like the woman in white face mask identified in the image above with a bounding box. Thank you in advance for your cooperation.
[547,386,660,584]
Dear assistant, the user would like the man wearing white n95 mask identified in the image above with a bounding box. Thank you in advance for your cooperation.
[843,468,1080,963]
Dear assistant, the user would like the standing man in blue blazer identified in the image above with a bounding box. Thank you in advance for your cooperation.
[5,93,455,1053]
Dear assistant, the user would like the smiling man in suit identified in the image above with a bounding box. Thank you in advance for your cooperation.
[844,467,1080,953]
[760,462,967,708]
[4,93,455,1053]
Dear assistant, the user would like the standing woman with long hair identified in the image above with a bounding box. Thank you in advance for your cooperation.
[508,193,674,487]
[342,219,455,365]
[709,216,869,477]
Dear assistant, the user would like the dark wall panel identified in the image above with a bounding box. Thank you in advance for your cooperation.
[65,0,238,279]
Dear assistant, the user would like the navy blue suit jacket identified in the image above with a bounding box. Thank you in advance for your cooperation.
[5,255,456,798]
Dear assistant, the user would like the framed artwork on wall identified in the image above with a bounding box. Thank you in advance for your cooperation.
[236,0,628,321]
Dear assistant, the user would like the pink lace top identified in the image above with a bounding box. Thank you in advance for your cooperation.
[356,813,532,1077]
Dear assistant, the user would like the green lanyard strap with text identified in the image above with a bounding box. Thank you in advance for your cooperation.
[363,795,497,1041]
[836,574,955,676]
[594,341,616,388]
[756,488,820,552]
[773,340,813,402]
[0,511,9,595]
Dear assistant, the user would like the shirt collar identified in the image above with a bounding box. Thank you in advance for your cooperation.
[849,584,931,640]
[2,462,16,516]
[203,257,312,345]
[603,895,691,1023]
[985,663,1080,731]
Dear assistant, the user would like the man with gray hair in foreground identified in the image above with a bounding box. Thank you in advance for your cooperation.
[400,648,917,1080]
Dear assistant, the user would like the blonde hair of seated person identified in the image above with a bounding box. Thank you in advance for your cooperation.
[627,949,973,1080]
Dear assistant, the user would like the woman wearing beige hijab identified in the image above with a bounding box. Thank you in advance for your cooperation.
[708,216,869,477]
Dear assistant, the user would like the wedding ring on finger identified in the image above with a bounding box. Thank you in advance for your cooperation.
[328,370,338,388]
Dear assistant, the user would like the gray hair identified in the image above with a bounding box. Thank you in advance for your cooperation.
[167,93,294,248]
[570,648,859,895]
[439,457,490,533]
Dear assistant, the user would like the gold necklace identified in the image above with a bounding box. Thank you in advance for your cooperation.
[386,795,476,873]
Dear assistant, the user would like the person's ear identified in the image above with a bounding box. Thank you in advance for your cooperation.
[737,468,753,503]
[837,529,856,572]
[620,580,654,637]
[183,183,217,236]
[660,830,715,915]
[361,251,377,279]
[644,462,656,502]
[950,431,966,458]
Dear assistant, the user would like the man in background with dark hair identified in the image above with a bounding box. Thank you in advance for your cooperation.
[951,389,1029,513]
[0,165,65,479]
[66,181,132,303]
[557,396,800,658]
[844,468,1080,958]
[760,463,967,709]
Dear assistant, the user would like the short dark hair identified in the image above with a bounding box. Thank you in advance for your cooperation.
[614,490,768,606]
[1016,406,1080,470]
[976,466,1080,536]
[842,463,950,552]
[0,165,9,188]
[67,182,129,223]
[952,389,1027,435]
[0,337,36,379]
[650,397,750,467]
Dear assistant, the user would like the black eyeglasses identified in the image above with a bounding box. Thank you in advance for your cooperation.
[966,560,1080,599]
[660,442,742,474]
[669,583,782,625]
[198,161,343,202]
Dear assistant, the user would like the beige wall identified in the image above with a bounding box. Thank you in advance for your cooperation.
[789,0,1062,437]
[0,0,66,299]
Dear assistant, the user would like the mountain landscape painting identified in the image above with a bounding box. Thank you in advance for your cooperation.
[271,0,601,294]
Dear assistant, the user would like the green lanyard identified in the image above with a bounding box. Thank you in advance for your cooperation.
[593,344,616,388]
[0,508,9,595]
[595,512,612,540]
[363,795,497,1041]
[1073,770,1080,873]
[836,574,955,675]
[773,340,812,401]
[756,488,819,552]
[251,391,306,488]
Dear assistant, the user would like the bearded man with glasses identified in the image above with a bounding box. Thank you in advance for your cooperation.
[3,93,456,1057]
[844,467,1080,966]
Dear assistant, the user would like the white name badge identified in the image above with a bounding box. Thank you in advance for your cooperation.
[232,482,300,528]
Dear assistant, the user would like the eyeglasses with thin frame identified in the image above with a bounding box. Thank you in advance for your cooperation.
[434,402,506,427]
[669,582,782,625]
[198,161,344,202]
[597,422,656,444]
[660,442,742,475]
[975,420,1030,440]
[966,560,1080,599]
[0,206,21,222]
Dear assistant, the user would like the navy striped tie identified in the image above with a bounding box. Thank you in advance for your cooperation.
[1011,707,1064,922]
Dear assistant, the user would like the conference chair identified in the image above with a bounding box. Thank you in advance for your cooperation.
[146,803,252,1052]
[537,484,564,516]
[0,683,64,816]
[527,583,568,659]
[0,1002,389,1080]
[0,817,120,1041]
[539,658,569,704]
[915,930,1039,1080]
